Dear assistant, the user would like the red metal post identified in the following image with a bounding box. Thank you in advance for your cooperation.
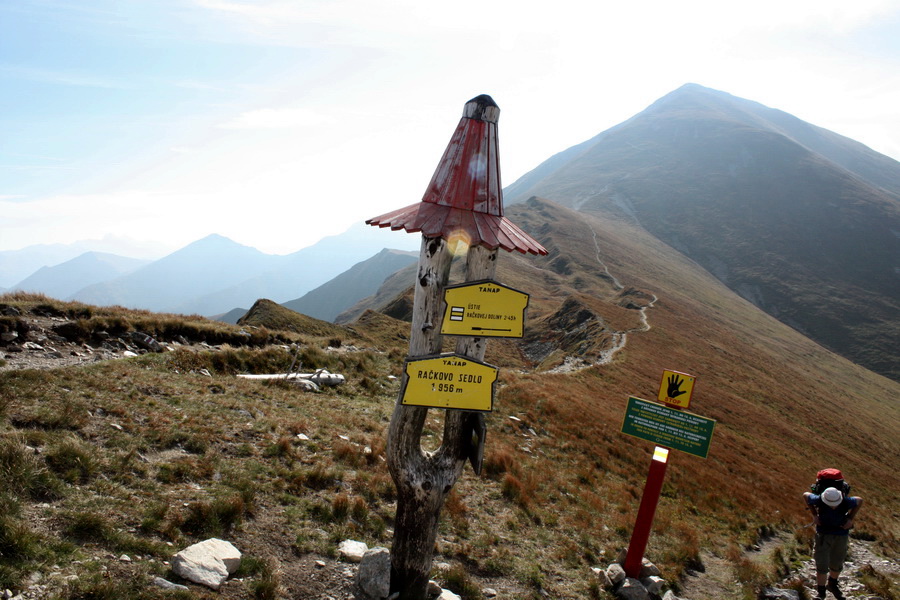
[623,446,670,578]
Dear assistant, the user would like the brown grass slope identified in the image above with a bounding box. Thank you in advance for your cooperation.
[350,197,899,566]
[491,198,899,544]
[504,84,900,382]
[1,194,898,599]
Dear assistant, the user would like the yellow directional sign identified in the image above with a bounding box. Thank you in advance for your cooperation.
[441,280,529,338]
[402,354,498,412]
[657,370,696,409]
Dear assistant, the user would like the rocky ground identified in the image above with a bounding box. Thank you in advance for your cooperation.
[679,535,899,600]
[2,308,897,600]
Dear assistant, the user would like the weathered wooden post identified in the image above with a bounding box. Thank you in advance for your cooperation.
[367,95,546,599]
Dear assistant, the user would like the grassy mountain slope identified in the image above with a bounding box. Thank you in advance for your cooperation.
[351,197,899,551]
[237,298,348,340]
[505,84,900,382]
[282,249,417,322]
[1,197,897,599]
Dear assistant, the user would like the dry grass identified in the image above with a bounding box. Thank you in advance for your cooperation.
[2,197,899,599]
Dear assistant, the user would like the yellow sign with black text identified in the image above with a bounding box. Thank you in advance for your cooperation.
[441,280,529,338]
[402,354,498,412]
[657,370,696,409]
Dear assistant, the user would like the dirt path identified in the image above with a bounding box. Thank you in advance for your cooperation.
[678,535,898,599]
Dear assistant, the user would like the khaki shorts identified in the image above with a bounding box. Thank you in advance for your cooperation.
[814,533,850,574]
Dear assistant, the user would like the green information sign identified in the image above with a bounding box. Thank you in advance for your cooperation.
[621,396,716,459]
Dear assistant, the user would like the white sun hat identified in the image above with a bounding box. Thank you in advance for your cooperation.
[822,487,843,507]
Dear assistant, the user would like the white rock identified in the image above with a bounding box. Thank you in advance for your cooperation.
[338,539,368,563]
[437,590,461,600]
[171,538,242,590]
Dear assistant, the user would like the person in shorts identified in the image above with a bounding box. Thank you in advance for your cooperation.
[803,486,863,600]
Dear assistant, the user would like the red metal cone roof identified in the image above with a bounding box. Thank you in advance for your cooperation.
[367,95,547,255]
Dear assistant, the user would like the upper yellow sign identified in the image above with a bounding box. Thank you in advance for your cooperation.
[402,354,498,412]
[441,280,529,338]
[657,370,696,409]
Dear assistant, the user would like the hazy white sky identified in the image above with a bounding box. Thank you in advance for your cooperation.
[2,0,899,255]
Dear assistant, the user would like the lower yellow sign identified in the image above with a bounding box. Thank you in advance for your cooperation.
[402,354,498,412]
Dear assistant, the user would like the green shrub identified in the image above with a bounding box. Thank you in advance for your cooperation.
[0,507,45,588]
[441,564,483,600]
[46,436,97,483]
[179,495,247,538]
[248,556,283,600]
[62,512,114,544]
[0,434,64,500]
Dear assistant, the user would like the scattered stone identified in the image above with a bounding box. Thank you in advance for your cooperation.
[171,538,242,591]
[615,577,651,600]
[152,577,189,591]
[353,547,391,600]
[123,350,138,358]
[437,590,461,600]
[759,588,800,600]
[131,332,163,352]
[639,575,664,595]
[639,558,661,578]
[427,580,443,596]
[297,433,310,441]
[483,588,497,597]
[592,566,613,588]
[119,554,131,562]
[606,562,626,586]
[338,539,368,563]
[1,332,18,342]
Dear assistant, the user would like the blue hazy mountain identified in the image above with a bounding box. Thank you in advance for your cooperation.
[0,237,167,288]
[64,223,419,315]
[11,252,149,300]
[280,248,417,322]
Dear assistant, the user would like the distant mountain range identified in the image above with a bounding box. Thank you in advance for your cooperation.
[503,83,899,381]
[4,222,419,317]
[12,252,150,301]
[3,83,897,380]
[0,236,168,288]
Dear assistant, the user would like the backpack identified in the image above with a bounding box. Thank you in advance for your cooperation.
[810,468,851,496]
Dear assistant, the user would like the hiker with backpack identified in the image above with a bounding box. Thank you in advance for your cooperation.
[803,468,863,600]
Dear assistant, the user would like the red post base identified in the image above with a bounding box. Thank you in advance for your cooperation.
[623,446,669,578]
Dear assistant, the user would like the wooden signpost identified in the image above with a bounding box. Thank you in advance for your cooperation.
[621,370,716,579]
[367,95,546,600]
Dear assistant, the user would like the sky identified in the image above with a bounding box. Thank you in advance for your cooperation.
[2,0,899,257]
